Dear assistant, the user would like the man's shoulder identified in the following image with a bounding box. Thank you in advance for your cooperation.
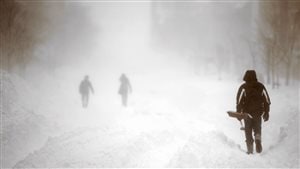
[240,83,247,88]
[241,81,265,89]
[256,81,265,88]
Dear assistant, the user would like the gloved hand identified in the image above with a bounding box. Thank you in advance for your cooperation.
[237,116,243,121]
[263,112,269,122]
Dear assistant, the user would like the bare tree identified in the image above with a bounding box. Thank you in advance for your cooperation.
[258,0,300,87]
[0,0,51,73]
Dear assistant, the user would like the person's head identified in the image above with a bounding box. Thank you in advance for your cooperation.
[243,70,257,82]
[84,75,89,81]
[120,73,127,79]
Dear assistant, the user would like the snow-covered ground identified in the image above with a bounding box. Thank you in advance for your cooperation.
[1,69,299,168]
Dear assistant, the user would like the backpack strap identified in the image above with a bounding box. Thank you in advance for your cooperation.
[236,84,246,105]
[262,85,271,105]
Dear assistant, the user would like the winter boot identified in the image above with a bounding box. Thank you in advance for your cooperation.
[255,134,262,153]
[255,140,262,153]
[246,141,253,154]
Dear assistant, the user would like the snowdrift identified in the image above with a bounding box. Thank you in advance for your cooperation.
[168,114,299,168]
[1,70,299,168]
[1,70,57,167]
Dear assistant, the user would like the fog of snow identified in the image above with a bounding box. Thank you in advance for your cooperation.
[1,1,299,168]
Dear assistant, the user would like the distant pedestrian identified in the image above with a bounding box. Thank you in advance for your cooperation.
[79,75,94,108]
[118,73,132,107]
[236,70,271,154]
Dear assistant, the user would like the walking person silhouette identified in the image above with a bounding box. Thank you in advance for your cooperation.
[118,74,132,107]
[79,75,94,108]
[236,70,271,154]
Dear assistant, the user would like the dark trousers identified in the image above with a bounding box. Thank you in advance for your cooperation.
[244,116,262,143]
[121,94,128,107]
[81,94,89,108]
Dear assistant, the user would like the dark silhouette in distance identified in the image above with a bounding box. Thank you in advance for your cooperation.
[118,73,132,107]
[236,70,271,154]
[79,75,94,108]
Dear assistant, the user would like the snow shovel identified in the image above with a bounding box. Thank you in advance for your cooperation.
[227,111,250,130]
[239,120,245,130]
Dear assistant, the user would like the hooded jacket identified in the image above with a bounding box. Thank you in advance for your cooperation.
[236,70,271,117]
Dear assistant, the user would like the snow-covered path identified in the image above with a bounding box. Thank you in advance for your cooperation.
[2,71,299,168]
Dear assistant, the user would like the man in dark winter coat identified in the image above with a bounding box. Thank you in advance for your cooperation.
[236,70,271,154]
[79,75,94,108]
